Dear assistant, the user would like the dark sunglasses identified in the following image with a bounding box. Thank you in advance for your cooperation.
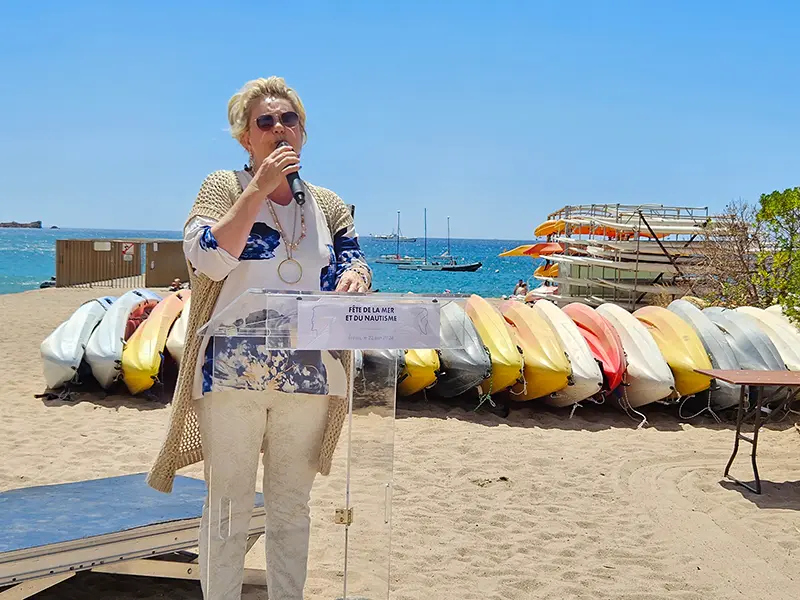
[255,111,300,131]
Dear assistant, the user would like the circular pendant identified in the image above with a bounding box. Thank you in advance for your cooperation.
[278,258,303,284]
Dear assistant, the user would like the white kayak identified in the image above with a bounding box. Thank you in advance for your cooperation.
[734,306,800,371]
[40,296,116,389]
[765,304,784,316]
[85,289,162,388]
[763,304,800,332]
[531,299,602,407]
[596,303,675,407]
[165,296,192,366]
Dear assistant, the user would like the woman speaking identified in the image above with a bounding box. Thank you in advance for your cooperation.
[148,76,372,599]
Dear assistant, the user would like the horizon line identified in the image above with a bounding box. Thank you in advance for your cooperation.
[0,226,534,244]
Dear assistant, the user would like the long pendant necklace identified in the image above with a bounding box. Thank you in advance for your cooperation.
[267,197,307,284]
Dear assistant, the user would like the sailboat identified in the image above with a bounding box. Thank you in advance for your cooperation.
[374,211,423,264]
[398,212,482,272]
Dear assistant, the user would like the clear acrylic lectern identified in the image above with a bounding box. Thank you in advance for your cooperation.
[197,290,468,599]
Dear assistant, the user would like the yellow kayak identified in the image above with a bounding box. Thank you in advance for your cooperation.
[464,295,523,394]
[122,290,189,395]
[633,306,712,396]
[534,219,565,237]
[498,244,535,257]
[397,349,440,396]
[534,263,559,279]
[501,301,570,400]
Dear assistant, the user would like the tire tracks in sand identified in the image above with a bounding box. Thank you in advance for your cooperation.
[612,450,799,599]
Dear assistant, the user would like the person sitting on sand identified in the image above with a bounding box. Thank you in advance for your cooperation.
[513,279,528,296]
[147,76,371,600]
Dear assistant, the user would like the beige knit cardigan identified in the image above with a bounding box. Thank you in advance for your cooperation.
[147,170,368,494]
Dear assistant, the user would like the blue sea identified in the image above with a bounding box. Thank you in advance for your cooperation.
[0,228,541,297]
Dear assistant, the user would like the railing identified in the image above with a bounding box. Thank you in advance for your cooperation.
[547,203,710,222]
[536,203,714,310]
[56,239,188,288]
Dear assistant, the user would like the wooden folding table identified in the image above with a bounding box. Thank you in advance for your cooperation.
[695,369,800,494]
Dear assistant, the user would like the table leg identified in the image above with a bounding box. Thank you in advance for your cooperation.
[722,381,800,495]
[724,384,763,494]
[750,386,763,494]
[723,384,747,480]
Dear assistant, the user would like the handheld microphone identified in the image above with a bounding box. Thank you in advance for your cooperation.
[276,141,305,205]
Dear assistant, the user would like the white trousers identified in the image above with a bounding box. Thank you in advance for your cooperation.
[194,389,330,600]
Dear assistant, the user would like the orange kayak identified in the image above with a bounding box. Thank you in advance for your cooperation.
[499,242,564,258]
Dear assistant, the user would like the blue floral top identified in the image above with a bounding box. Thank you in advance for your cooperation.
[184,179,370,398]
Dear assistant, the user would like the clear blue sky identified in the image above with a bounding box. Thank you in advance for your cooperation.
[0,0,798,239]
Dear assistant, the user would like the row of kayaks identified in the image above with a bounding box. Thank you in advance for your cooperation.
[41,288,799,410]
[383,295,800,411]
[40,288,192,395]
[381,296,634,406]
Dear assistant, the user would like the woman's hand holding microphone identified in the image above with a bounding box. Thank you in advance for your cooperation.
[245,144,369,293]
[247,144,300,198]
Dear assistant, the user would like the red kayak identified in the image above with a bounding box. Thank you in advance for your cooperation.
[562,303,627,393]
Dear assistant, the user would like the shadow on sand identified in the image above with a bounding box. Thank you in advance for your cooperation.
[396,388,800,434]
[36,357,799,436]
[719,479,800,510]
[35,361,177,411]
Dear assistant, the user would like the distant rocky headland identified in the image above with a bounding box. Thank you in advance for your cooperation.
[0,221,42,229]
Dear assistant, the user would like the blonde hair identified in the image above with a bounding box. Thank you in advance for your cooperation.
[227,76,307,145]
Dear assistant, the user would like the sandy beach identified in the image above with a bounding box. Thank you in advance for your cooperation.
[1,287,799,600]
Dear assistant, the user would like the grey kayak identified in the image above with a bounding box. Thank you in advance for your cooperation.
[703,307,787,404]
[362,349,407,384]
[668,300,741,410]
[435,302,492,398]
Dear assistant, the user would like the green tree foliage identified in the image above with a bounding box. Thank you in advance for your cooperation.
[756,187,800,323]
